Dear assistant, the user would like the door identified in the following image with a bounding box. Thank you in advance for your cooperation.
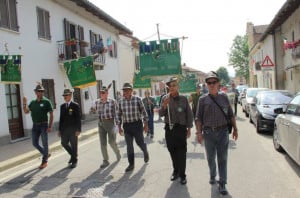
[5,84,24,140]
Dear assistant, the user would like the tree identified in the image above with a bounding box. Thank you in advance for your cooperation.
[228,35,249,82]
[216,67,230,85]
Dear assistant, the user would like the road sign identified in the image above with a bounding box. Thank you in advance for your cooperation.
[261,55,274,67]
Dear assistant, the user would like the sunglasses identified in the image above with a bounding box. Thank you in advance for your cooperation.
[207,81,218,85]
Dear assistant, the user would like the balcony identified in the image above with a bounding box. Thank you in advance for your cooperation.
[57,39,106,70]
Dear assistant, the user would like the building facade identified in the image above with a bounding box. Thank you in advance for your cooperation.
[0,0,135,144]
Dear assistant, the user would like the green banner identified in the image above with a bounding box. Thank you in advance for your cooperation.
[139,38,182,77]
[0,55,21,83]
[133,72,151,88]
[179,73,197,93]
[63,56,96,88]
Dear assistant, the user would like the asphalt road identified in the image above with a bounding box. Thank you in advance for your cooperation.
[0,106,300,198]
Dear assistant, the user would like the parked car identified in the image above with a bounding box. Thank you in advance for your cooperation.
[273,93,300,166]
[249,90,294,133]
[241,88,270,117]
[238,88,247,105]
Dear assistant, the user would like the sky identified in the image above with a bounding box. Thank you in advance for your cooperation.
[89,0,287,75]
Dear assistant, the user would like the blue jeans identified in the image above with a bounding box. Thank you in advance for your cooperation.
[147,110,154,135]
[32,123,49,162]
[203,128,229,184]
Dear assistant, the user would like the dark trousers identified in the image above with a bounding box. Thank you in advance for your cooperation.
[165,124,187,179]
[123,120,147,165]
[234,102,237,116]
[147,110,154,135]
[61,129,78,163]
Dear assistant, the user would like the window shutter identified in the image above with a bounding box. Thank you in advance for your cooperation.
[45,11,51,40]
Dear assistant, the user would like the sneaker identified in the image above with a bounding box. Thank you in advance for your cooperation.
[219,183,228,195]
[39,162,47,169]
[70,162,77,168]
[170,173,179,181]
[100,160,110,168]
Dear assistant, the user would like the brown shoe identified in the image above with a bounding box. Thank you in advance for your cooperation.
[39,162,47,169]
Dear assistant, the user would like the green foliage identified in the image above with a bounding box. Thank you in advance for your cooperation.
[216,67,230,85]
[228,35,249,82]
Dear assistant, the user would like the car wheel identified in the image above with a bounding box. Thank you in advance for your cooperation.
[256,120,261,133]
[273,126,284,152]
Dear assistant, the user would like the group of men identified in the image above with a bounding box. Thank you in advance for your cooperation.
[23,70,238,196]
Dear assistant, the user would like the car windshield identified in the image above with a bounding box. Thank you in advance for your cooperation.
[247,89,260,97]
[260,92,293,105]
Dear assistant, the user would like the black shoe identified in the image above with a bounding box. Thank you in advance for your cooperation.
[68,158,72,164]
[150,135,154,139]
[219,183,228,195]
[70,162,77,168]
[144,152,149,163]
[170,173,179,181]
[100,160,110,169]
[209,177,216,184]
[125,164,134,172]
[180,177,187,185]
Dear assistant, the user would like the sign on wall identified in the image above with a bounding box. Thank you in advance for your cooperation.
[0,55,21,83]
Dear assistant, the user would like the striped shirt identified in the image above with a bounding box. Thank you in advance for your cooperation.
[96,98,119,121]
[195,93,234,127]
[118,95,148,124]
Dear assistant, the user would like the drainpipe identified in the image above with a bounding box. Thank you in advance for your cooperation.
[273,32,277,90]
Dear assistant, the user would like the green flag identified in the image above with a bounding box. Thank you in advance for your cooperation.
[133,72,151,88]
[179,73,197,93]
[139,38,182,77]
[63,56,96,88]
[0,55,21,83]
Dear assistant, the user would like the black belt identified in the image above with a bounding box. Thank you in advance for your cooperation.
[33,122,48,125]
[203,125,227,132]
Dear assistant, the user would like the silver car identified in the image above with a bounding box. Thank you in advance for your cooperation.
[273,93,300,166]
[241,88,269,117]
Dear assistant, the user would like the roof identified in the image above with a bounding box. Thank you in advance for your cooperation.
[68,0,133,35]
[260,0,300,41]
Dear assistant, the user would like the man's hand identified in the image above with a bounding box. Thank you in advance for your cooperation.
[75,131,80,137]
[196,132,203,144]
[143,123,148,134]
[232,129,238,141]
[186,128,191,138]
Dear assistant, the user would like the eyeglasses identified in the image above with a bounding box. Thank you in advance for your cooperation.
[207,81,218,85]
[168,83,178,88]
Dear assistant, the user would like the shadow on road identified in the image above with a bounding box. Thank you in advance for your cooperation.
[165,181,190,198]
[0,168,39,194]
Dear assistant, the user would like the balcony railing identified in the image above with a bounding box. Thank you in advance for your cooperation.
[57,39,106,70]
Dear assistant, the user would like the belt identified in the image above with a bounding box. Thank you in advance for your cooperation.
[33,121,48,125]
[203,125,227,132]
[100,118,114,121]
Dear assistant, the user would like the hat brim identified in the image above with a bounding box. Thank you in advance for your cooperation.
[205,77,219,82]
[122,87,133,90]
[62,93,72,96]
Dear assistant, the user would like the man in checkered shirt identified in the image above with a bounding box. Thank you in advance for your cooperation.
[117,82,149,172]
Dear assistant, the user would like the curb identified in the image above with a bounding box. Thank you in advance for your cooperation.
[0,128,98,173]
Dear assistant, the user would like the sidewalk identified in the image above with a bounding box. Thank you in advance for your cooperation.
[0,119,99,173]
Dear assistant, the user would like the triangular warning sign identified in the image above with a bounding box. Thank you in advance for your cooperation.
[261,55,274,67]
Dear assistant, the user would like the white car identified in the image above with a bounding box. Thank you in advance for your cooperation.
[273,93,300,166]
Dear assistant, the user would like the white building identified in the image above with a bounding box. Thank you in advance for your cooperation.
[0,0,136,144]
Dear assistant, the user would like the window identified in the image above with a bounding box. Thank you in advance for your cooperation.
[37,7,51,40]
[0,0,18,31]
[109,41,117,58]
[42,79,56,109]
